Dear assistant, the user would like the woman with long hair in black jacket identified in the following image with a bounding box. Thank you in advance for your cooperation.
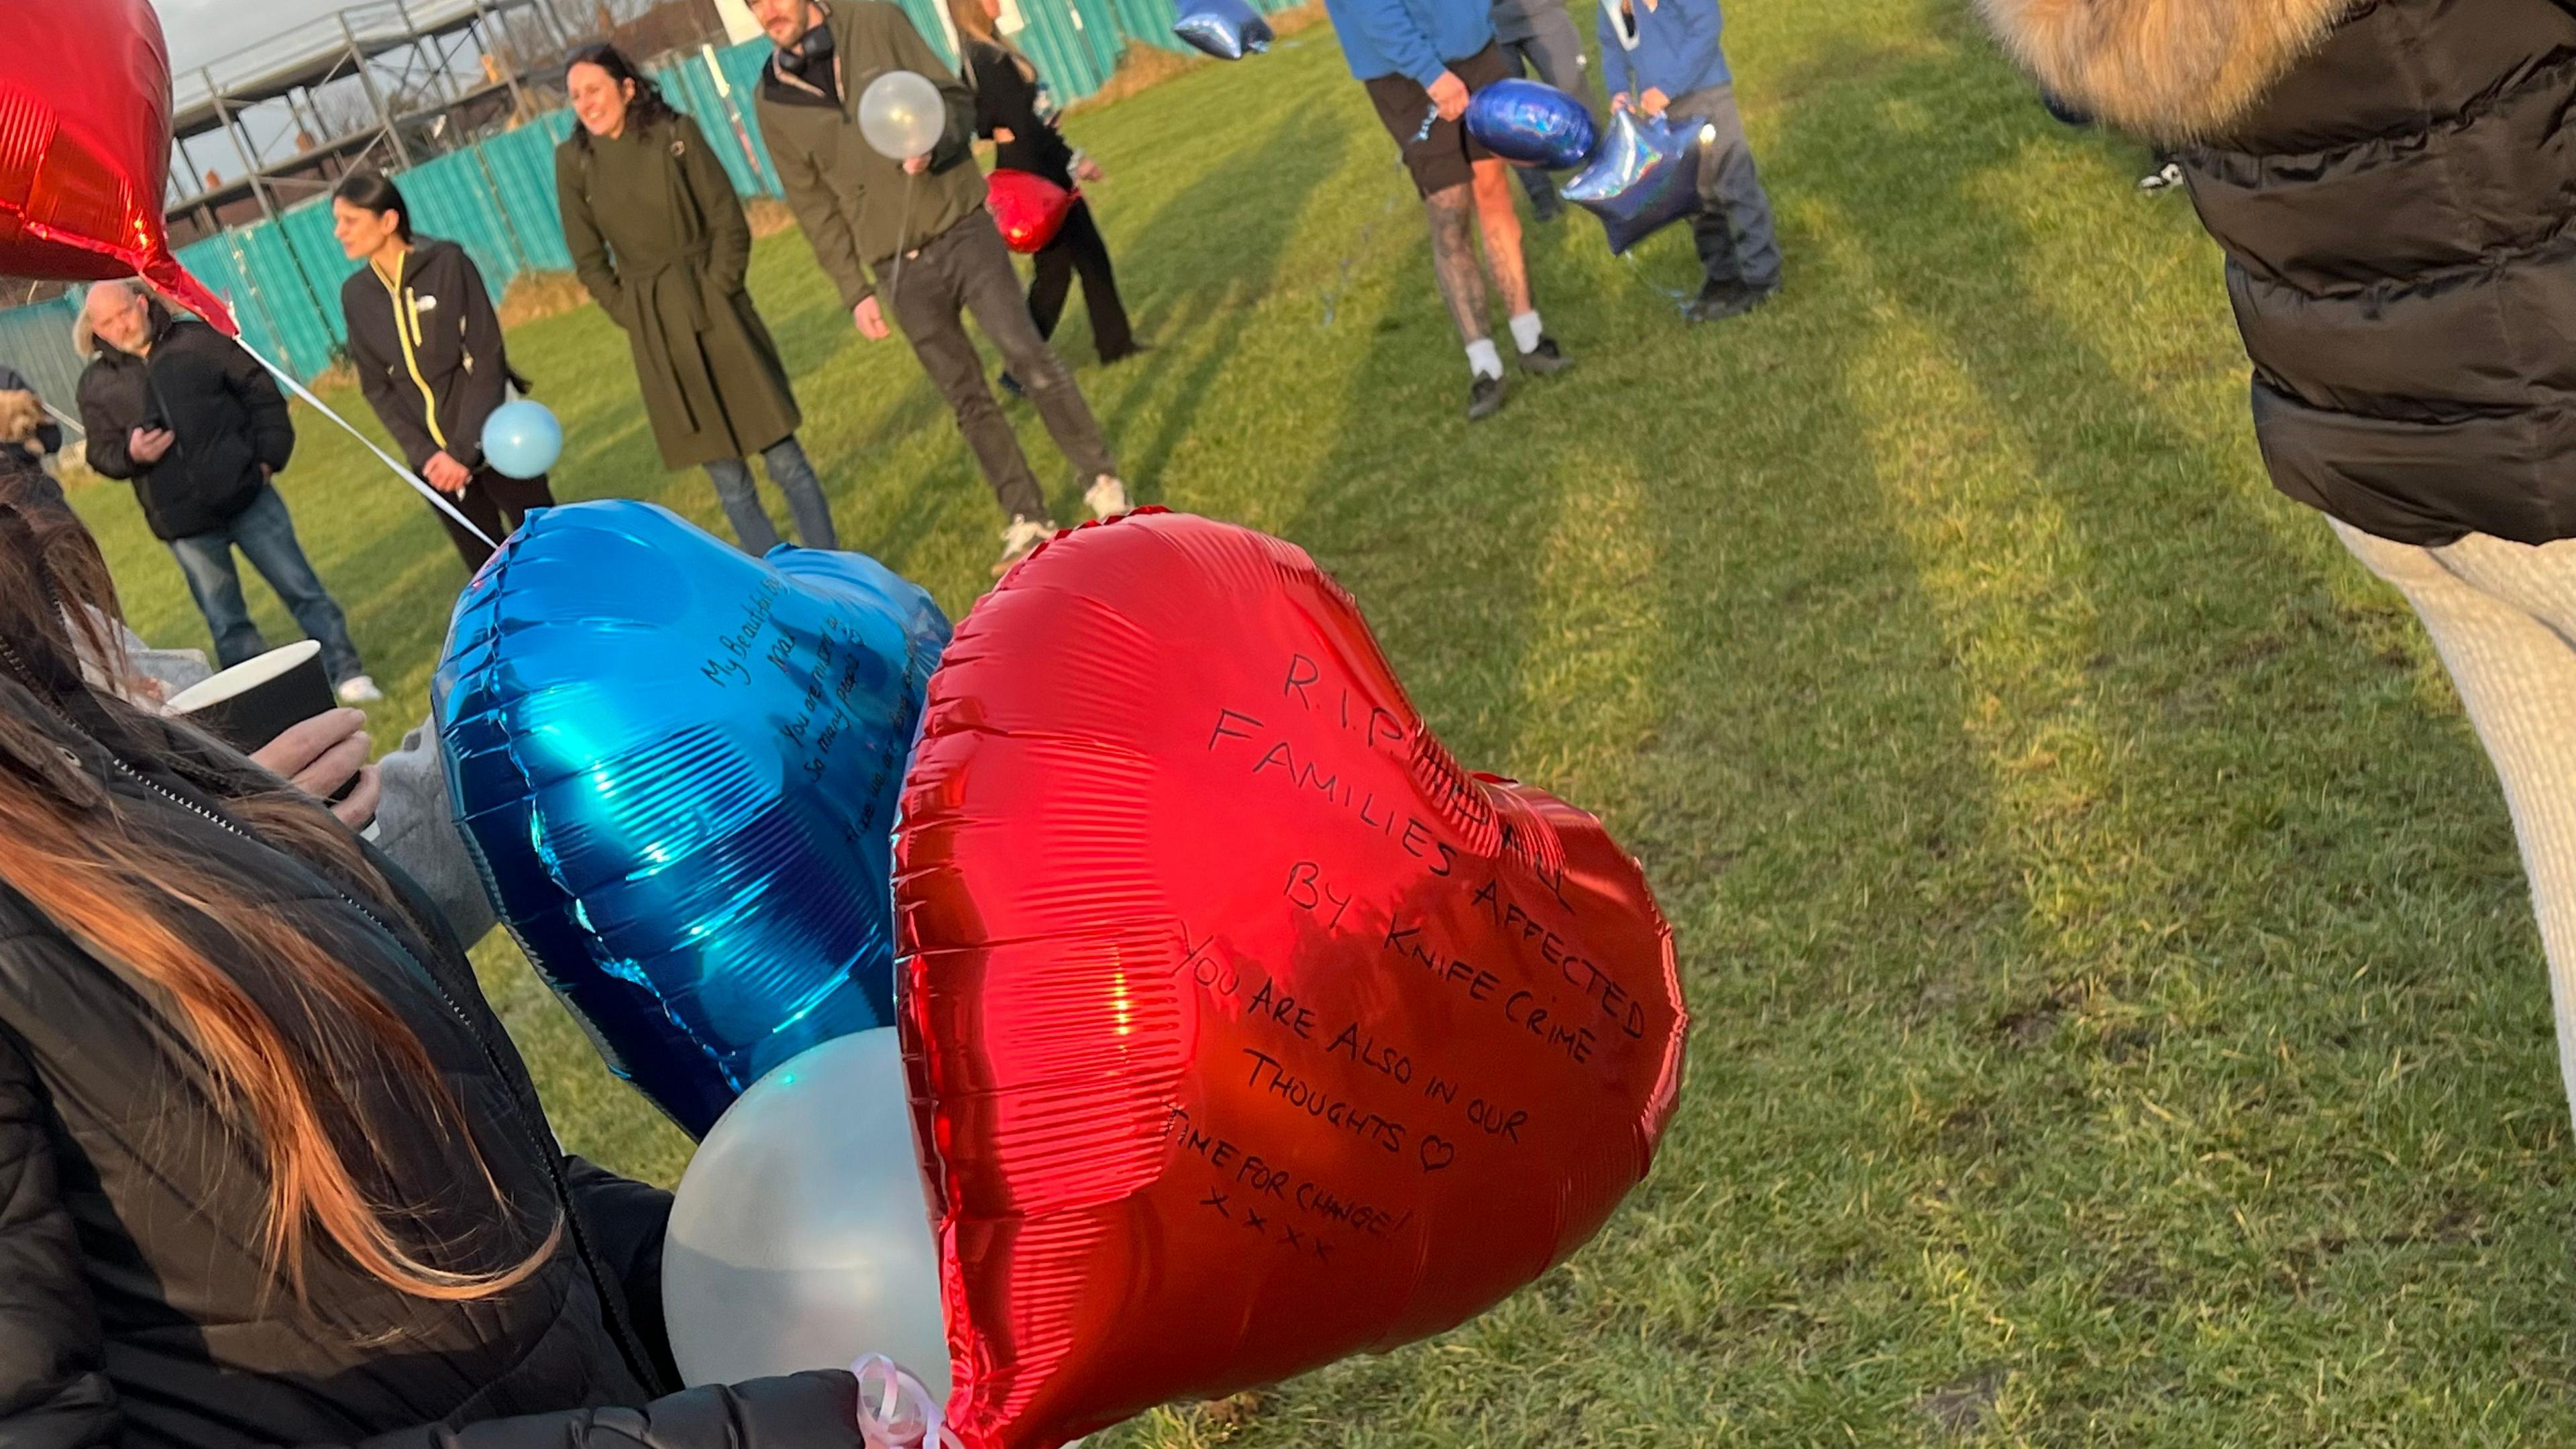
[334,171,557,572]
[0,496,865,1445]
[946,0,1138,373]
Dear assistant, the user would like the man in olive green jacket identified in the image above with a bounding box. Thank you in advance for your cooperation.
[751,0,1129,570]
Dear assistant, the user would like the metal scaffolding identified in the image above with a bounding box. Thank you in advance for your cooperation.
[164,0,587,244]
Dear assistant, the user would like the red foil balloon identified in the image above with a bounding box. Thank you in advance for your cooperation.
[897,511,1688,1448]
[985,169,1077,255]
[0,0,235,331]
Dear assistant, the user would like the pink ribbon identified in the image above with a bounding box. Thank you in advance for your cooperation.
[851,1354,963,1449]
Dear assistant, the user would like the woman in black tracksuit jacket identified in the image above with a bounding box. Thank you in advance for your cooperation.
[332,172,556,570]
[947,0,1138,370]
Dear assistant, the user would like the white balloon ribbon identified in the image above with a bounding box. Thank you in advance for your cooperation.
[228,331,498,551]
[852,1354,963,1449]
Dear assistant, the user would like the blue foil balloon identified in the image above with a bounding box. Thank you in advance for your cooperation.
[1465,78,1598,170]
[1562,108,1709,256]
[480,399,563,480]
[1173,0,1271,59]
[435,500,951,1136]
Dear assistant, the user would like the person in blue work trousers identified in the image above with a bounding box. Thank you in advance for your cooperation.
[1325,0,1572,421]
[1601,0,1780,321]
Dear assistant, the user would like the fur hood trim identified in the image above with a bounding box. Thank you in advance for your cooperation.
[1976,0,2359,140]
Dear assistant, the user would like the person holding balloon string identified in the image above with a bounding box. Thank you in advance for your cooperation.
[555,44,842,557]
[333,172,560,572]
[947,0,1142,388]
[1323,0,1574,421]
[1599,0,1779,322]
[749,0,1133,572]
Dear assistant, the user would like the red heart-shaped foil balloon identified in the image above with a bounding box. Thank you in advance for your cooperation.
[897,511,1688,1448]
[985,168,1077,255]
[0,0,235,330]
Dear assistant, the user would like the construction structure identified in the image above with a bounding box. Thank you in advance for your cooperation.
[165,0,725,245]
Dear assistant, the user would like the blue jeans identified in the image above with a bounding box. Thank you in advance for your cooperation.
[704,435,837,555]
[166,484,365,683]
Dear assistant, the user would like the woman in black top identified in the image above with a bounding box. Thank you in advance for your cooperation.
[947,0,1138,366]
[332,172,557,571]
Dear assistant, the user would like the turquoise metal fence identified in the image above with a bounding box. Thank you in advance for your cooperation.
[1,0,1299,391]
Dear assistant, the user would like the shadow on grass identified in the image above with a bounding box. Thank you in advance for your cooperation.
[1101,103,1352,494]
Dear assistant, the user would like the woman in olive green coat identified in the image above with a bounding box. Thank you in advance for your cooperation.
[555,44,837,553]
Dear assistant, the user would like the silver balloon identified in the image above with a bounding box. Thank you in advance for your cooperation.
[858,69,946,160]
[663,1028,952,1397]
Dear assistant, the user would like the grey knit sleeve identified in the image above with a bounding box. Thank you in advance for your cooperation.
[374,720,499,951]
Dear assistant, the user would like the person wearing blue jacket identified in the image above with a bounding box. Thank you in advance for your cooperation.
[1600,0,1778,320]
[1327,0,1573,420]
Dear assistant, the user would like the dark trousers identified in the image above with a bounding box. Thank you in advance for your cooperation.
[165,483,365,683]
[1027,199,1136,363]
[1499,12,1589,214]
[887,213,1118,524]
[433,467,557,570]
[704,436,836,556]
[1672,85,1782,293]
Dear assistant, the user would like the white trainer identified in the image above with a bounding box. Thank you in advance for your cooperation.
[1083,475,1132,519]
[336,674,384,704]
[995,515,1055,574]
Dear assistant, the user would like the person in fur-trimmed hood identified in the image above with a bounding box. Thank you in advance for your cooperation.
[1978,0,2576,1128]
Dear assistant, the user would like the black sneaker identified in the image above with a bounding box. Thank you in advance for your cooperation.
[998,370,1026,399]
[1517,336,1572,376]
[1688,281,1776,323]
[1467,373,1507,421]
[1529,190,1565,223]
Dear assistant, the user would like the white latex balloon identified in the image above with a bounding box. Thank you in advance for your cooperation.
[858,70,945,160]
[663,1028,951,1396]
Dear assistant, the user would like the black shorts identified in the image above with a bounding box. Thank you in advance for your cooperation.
[1365,43,1513,197]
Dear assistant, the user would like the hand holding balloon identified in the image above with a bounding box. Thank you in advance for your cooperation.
[1427,68,1471,122]
[1562,108,1709,254]
[425,452,474,494]
[854,297,891,340]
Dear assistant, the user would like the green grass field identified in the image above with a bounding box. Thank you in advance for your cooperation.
[66,0,2576,1441]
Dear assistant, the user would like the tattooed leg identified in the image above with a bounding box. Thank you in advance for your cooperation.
[1424,181,1491,344]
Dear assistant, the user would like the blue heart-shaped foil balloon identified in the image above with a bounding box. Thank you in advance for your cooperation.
[1173,0,1271,59]
[435,500,951,1136]
[1465,78,1599,170]
[1562,108,1709,256]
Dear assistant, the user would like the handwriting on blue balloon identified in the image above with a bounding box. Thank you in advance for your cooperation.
[435,500,950,1137]
[1173,0,1271,59]
[1562,108,1709,256]
[1465,78,1598,170]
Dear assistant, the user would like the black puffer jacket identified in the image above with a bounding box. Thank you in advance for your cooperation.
[75,299,294,542]
[0,665,862,1448]
[1979,0,2576,547]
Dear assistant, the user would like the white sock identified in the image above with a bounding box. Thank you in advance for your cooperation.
[1509,311,1545,354]
[1466,339,1504,380]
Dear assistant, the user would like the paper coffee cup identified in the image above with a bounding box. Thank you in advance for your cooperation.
[166,641,336,753]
